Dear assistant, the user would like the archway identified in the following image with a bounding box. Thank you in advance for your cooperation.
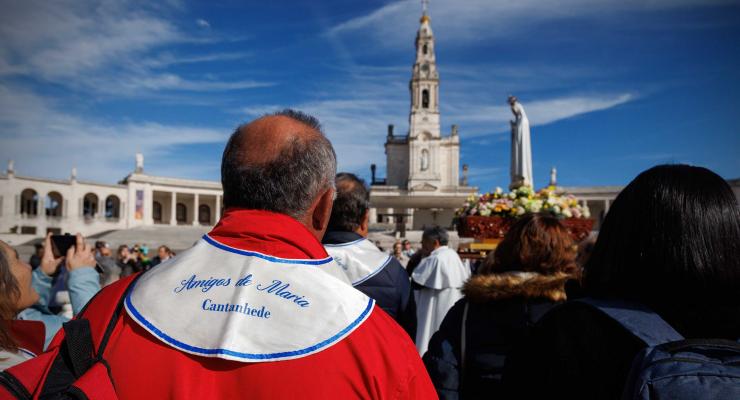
[198,205,211,225]
[152,201,162,223]
[176,203,187,224]
[46,192,63,217]
[20,189,38,216]
[105,195,120,219]
[83,193,98,218]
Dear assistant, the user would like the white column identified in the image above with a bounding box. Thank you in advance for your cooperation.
[192,193,199,225]
[604,199,610,213]
[215,195,221,224]
[169,192,177,226]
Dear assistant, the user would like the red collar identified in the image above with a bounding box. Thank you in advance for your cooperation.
[208,209,328,260]
[10,320,45,355]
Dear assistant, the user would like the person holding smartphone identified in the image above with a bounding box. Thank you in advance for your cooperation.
[16,232,100,349]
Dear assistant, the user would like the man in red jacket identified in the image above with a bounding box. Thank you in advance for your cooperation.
[43,109,436,399]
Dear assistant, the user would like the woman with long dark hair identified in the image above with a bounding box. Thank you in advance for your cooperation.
[423,213,579,399]
[504,164,740,398]
[0,241,42,370]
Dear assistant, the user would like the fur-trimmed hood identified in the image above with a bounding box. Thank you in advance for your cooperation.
[463,271,573,303]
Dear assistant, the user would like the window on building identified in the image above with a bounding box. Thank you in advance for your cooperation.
[45,192,63,217]
[20,189,38,216]
[422,44,428,54]
[105,195,120,219]
[152,201,162,222]
[176,203,187,223]
[422,89,429,108]
[83,193,98,218]
[198,205,211,225]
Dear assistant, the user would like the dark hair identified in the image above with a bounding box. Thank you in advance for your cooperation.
[422,226,449,246]
[481,213,578,276]
[327,173,369,232]
[584,165,740,308]
[221,109,336,218]
[0,244,20,351]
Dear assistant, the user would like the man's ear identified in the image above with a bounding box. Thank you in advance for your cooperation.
[357,210,370,237]
[311,187,335,238]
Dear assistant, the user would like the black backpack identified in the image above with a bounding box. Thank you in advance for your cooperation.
[576,298,740,400]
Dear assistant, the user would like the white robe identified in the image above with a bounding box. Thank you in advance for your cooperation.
[411,246,470,355]
[510,101,533,187]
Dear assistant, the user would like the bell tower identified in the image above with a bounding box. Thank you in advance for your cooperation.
[409,1,440,139]
[406,1,445,190]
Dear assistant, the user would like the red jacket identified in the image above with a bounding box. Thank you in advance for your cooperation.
[46,210,436,399]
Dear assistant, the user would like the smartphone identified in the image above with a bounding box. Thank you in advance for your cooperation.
[50,234,76,258]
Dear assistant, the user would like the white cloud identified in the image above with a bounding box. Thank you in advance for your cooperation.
[452,93,635,129]
[328,0,735,49]
[0,1,267,94]
[87,74,273,95]
[0,85,228,182]
[142,51,252,68]
[196,18,211,29]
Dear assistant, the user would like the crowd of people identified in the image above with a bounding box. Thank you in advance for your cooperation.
[0,109,737,399]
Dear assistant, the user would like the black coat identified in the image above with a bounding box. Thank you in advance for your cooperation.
[322,231,417,339]
[423,271,571,400]
[502,298,740,399]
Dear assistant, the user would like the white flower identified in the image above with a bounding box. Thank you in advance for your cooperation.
[562,208,573,218]
[583,206,591,218]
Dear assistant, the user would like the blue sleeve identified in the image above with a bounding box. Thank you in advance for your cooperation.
[30,268,54,312]
[19,267,100,349]
[391,258,417,340]
[422,299,467,400]
[67,267,101,315]
[17,306,67,350]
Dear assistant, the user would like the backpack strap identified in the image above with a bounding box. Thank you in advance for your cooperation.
[573,298,683,346]
[39,273,144,397]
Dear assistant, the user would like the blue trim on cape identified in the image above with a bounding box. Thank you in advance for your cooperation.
[203,234,333,265]
[352,256,392,286]
[125,278,375,361]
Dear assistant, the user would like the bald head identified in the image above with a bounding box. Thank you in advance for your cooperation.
[221,109,337,218]
[232,113,323,165]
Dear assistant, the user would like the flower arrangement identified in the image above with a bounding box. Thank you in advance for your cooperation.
[457,186,591,220]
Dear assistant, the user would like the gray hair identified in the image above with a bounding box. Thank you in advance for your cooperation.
[221,109,337,218]
[422,226,449,246]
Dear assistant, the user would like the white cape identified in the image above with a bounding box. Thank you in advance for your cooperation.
[411,246,470,355]
[125,234,373,362]
[324,238,392,286]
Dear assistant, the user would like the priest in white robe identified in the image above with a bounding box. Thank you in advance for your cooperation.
[412,226,471,355]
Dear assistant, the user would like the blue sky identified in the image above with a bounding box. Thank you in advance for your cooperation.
[0,0,738,192]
